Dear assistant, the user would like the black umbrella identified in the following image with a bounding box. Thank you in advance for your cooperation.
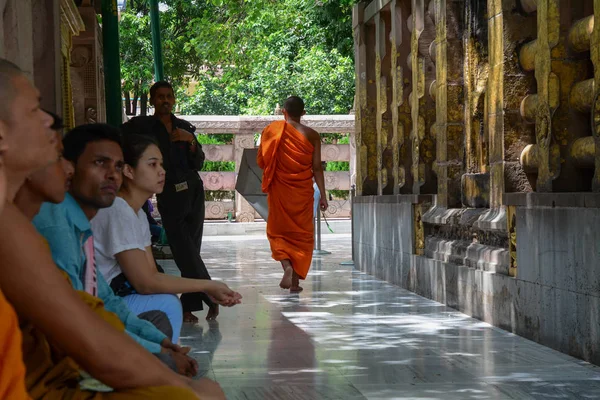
[235,148,269,221]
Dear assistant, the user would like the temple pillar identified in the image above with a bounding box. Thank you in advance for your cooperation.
[354,3,378,195]
[408,0,426,195]
[1,0,34,77]
[59,0,85,131]
[32,0,62,114]
[72,2,107,126]
[390,0,411,194]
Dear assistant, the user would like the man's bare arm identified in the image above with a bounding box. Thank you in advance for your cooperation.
[309,129,327,209]
[0,203,192,392]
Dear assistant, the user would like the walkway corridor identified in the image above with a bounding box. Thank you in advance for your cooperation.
[161,235,600,399]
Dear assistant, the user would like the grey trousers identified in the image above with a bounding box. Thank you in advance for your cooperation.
[138,310,177,372]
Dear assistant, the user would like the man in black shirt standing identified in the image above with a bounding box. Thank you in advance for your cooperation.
[121,81,218,322]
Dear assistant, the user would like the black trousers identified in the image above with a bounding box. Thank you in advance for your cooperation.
[157,175,214,312]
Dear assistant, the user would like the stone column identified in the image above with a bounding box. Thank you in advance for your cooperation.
[432,0,448,207]
[72,4,106,126]
[409,0,425,195]
[234,133,256,222]
[32,0,62,114]
[390,0,408,194]
[487,0,504,208]
[375,11,394,195]
[432,0,464,208]
[2,0,34,77]
[0,0,7,56]
[353,3,378,195]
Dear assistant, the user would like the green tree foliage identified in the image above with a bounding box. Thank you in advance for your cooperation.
[119,0,356,199]
[119,0,356,116]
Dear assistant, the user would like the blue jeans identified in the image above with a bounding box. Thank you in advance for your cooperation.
[124,293,183,343]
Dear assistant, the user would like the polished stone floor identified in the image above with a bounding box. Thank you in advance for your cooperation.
[159,234,600,399]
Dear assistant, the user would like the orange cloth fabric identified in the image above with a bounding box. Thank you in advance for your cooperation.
[21,272,197,400]
[0,288,30,400]
[258,120,315,279]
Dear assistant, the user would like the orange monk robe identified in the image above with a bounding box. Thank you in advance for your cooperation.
[21,270,196,400]
[257,120,315,279]
[0,288,30,400]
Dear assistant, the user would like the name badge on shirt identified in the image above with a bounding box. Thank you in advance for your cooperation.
[175,181,189,192]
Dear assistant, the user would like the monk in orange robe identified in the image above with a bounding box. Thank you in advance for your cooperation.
[0,106,29,400]
[0,288,30,400]
[258,96,328,292]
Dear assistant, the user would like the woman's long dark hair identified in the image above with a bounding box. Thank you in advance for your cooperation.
[122,134,160,168]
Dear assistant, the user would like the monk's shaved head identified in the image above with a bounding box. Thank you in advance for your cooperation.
[284,96,305,118]
[0,59,25,123]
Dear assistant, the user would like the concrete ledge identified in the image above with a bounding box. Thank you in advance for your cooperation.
[423,206,507,232]
[424,237,510,275]
[472,207,507,232]
[181,115,355,134]
[204,219,351,236]
[423,207,486,226]
[504,192,600,208]
[353,194,433,204]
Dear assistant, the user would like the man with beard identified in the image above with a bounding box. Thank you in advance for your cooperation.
[121,81,217,322]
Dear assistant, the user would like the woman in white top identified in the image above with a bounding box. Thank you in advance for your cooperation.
[92,134,241,340]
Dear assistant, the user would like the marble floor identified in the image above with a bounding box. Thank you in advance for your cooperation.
[159,234,600,400]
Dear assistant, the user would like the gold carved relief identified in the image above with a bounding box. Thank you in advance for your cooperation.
[507,205,517,277]
[391,0,405,194]
[592,0,600,191]
[413,203,425,256]
[534,0,560,192]
[433,0,448,206]
[410,0,425,194]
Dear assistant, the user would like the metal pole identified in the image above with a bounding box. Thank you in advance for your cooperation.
[102,0,123,126]
[317,211,322,250]
[340,184,356,266]
[149,0,164,82]
[313,206,331,256]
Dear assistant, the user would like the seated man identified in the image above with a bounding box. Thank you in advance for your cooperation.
[32,123,199,372]
[0,95,28,400]
[0,58,224,399]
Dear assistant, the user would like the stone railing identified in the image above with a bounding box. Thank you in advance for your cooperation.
[179,115,356,222]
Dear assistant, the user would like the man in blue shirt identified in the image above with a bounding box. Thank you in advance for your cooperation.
[34,123,197,375]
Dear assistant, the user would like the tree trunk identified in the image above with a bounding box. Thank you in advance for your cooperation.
[124,91,132,115]
[132,94,138,116]
[141,93,148,116]
[131,82,139,116]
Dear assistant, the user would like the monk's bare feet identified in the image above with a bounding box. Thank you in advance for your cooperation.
[290,271,303,292]
[183,311,199,324]
[206,305,219,321]
[280,266,293,289]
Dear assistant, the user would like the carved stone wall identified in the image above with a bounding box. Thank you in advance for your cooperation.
[354,0,600,367]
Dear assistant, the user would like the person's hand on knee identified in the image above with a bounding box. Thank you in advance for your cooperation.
[163,346,198,377]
